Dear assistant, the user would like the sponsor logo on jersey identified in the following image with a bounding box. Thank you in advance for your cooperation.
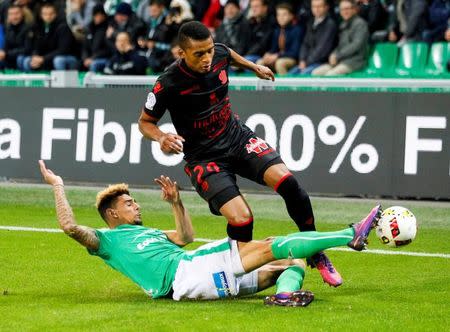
[136,237,161,250]
[245,137,272,155]
[212,271,231,298]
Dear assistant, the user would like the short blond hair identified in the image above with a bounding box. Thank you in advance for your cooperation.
[96,183,130,222]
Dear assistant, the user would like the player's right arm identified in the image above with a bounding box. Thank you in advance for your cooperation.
[38,160,99,251]
[155,176,194,247]
[138,79,184,154]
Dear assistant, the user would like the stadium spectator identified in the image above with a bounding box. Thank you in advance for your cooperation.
[164,0,194,33]
[104,31,147,74]
[0,0,35,26]
[446,20,450,41]
[289,0,337,75]
[103,0,142,16]
[22,3,78,71]
[158,38,181,70]
[0,23,4,69]
[312,0,369,76]
[38,159,379,305]
[106,2,146,49]
[243,0,275,63]
[356,0,388,40]
[215,0,251,55]
[257,3,304,74]
[82,3,112,72]
[388,0,428,42]
[422,0,450,42]
[199,0,223,31]
[0,20,3,44]
[0,4,31,70]
[66,0,97,41]
[137,0,173,73]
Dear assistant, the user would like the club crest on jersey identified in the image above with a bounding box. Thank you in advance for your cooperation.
[246,137,270,154]
[153,82,163,94]
[219,70,227,85]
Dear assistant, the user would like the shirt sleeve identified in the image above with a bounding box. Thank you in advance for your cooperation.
[143,78,170,120]
[87,229,111,259]
[214,43,232,64]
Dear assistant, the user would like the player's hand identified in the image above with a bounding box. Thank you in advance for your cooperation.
[38,160,64,186]
[154,175,180,204]
[158,133,185,154]
[254,64,275,81]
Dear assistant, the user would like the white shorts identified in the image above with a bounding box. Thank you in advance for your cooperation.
[172,238,259,301]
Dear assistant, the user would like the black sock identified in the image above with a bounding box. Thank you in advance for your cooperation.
[275,174,316,232]
[227,218,253,242]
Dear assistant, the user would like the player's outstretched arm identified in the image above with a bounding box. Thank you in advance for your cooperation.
[155,175,194,247]
[229,48,275,81]
[38,160,99,251]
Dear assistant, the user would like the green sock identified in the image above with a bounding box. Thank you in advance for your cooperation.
[271,228,355,260]
[276,265,305,294]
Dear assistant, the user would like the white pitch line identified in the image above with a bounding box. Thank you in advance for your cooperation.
[0,225,63,233]
[2,227,449,259]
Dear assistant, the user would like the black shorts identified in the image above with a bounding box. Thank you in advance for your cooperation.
[184,134,282,215]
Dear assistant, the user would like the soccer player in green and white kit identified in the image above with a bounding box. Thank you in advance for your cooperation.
[39,160,381,306]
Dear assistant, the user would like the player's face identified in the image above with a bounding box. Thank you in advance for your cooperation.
[113,194,142,225]
[180,37,215,74]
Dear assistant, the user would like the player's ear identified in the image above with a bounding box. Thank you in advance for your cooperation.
[179,48,186,59]
[106,208,118,219]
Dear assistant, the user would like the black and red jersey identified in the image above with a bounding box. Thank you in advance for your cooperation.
[143,43,249,161]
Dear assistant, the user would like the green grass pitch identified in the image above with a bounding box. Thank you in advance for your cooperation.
[0,184,449,331]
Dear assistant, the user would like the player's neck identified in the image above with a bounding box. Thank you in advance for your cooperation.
[179,59,204,77]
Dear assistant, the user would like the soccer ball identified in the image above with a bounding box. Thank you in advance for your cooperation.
[375,206,417,247]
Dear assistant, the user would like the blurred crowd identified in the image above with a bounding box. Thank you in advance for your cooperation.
[0,0,449,75]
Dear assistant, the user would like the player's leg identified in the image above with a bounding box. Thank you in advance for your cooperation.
[263,163,344,287]
[259,259,314,307]
[238,258,314,306]
[184,160,254,242]
[237,205,382,272]
[219,196,254,242]
[233,134,342,286]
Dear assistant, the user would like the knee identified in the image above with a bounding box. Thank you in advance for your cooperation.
[274,60,285,74]
[227,209,253,226]
[53,56,65,69]
[291,258,306,270]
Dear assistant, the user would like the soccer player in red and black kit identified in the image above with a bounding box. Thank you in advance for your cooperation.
[138,21,342,287]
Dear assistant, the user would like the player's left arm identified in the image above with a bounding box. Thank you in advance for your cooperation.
[229,48,275,81]
[38,160,100,251]
[155,176,194,247]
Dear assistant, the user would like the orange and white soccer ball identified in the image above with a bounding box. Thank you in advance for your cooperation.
[375,206,417,247]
